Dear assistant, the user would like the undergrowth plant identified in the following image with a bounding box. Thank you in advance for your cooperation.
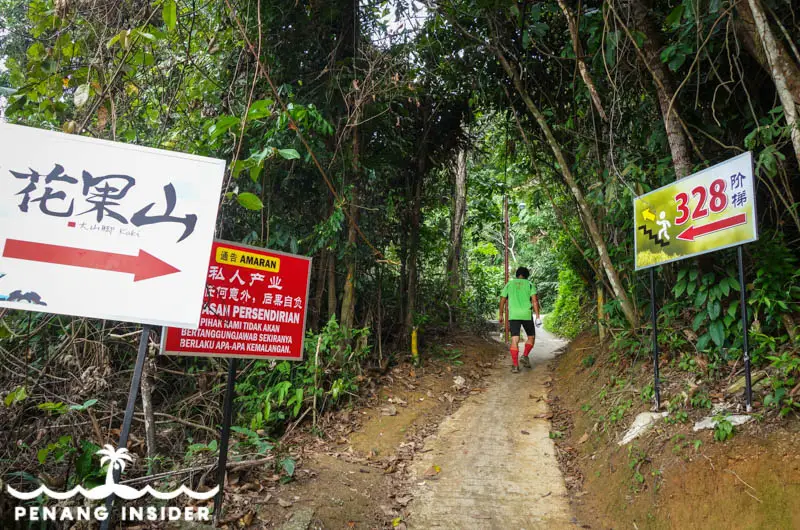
[713,414,735,442]
[545,267,590,339]
[235,317,369,434]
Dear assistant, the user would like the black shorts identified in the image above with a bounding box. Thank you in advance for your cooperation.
[509,319,535,338]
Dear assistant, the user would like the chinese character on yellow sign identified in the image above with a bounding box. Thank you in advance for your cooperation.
[215,246,280,272]
[634,152,758,270]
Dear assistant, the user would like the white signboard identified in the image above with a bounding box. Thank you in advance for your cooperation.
[0,123,225,328]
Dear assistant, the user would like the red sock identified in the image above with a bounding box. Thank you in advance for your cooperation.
[523,344,533,357]
[510,348,519,366]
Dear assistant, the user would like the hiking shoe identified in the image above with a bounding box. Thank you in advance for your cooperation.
[511,365,520,373]
[520,356,531,369]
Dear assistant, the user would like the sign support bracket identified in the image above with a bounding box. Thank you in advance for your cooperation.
[737,246,753,412]
[100,324,153,530]
[213,357,238,524]
[650,268,661,410]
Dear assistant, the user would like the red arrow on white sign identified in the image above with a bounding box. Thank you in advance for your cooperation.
[2,239,180,281]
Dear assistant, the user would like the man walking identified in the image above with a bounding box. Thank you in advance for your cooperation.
[499,267,541,373]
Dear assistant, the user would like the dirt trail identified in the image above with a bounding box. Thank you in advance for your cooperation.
[405,328,574,529]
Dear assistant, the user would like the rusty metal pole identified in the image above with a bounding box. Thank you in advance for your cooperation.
[503,113,510,343]
[504,194,510,343]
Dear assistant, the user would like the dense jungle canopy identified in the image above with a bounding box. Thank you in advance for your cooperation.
[0,0,799,512]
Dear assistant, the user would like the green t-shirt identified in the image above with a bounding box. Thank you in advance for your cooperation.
[500,278,537,320]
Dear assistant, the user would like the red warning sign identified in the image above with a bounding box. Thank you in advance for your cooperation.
[161,240,311,360]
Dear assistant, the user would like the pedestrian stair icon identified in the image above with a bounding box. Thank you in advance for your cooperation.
[638,224,670,248]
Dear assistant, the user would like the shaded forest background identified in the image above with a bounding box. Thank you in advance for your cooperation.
[0,0,798,503]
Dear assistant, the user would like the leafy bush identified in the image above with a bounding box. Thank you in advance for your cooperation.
[750,234,800,338]
[235,317,369,433]
[673,267,740,354]
[545,268,590,338]
[466,262,504,319]
[713,414,735,442]
[763,351,800,417]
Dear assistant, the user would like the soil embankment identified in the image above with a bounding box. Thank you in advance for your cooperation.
[550,332,800,529]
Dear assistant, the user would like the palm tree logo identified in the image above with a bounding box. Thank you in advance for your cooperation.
[97,445,133,486]
[7,443,217,501]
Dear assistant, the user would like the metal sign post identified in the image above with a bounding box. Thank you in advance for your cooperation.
[737,246,753,411]
[650,269,661,410]
[100,325,153,530]
[163,240,313,520]
[0,123,225,527]
[503,194,510,343]
[634,153,758,411]
[213,358,238,523]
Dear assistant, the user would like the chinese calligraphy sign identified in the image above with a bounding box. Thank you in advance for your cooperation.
[162,241,312,360]
[634,152,758,270]
[0,123,225,327]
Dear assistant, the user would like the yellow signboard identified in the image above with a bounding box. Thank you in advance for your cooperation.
[634,152,758,270]
[215,246,281,272]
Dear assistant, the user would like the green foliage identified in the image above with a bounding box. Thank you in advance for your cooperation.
[678,353,699,373]
[4,385,28,406]
[279,457,296,480]
[545,268,589,339]
[750,234,800,340]
[627,445,648,486]
[640,384,655,403]
[37,435,75,465]
[1,0,799,490]
[37,401,69,415]
[230,426,274,453]
[70,399,99,412]
[237,192,264,211]
[235,317,368,433]
[764,351,800,417]
[713,415,735,442]
[690,392,712,409]
[606,399,633,426]
[431,346,464,366]
[185,440,218,462]
[673,267,740,353]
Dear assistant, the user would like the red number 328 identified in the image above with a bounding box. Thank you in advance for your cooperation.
[675,178,727,225]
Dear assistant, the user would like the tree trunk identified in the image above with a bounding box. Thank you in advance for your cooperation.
[735,2,800,106]
[597,283,606,340]
[339,0,361,335]
[311,251,327,330]
[399,202,408,342]
[327,252,337,321]
[744,0,800,167]
[494,48,639,328]
[628,0,693,179]
[404,170,423,339]
[340,194,359,333]
[447,149,468,304]
[557,0,607,121]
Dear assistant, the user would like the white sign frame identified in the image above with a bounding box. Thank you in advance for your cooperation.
[0,123,225,328]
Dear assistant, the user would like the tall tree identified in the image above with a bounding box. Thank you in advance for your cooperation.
[447,148,468,304]
[621,0,694,179]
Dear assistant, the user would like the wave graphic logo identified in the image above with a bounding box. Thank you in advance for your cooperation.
[7,445,218,501]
